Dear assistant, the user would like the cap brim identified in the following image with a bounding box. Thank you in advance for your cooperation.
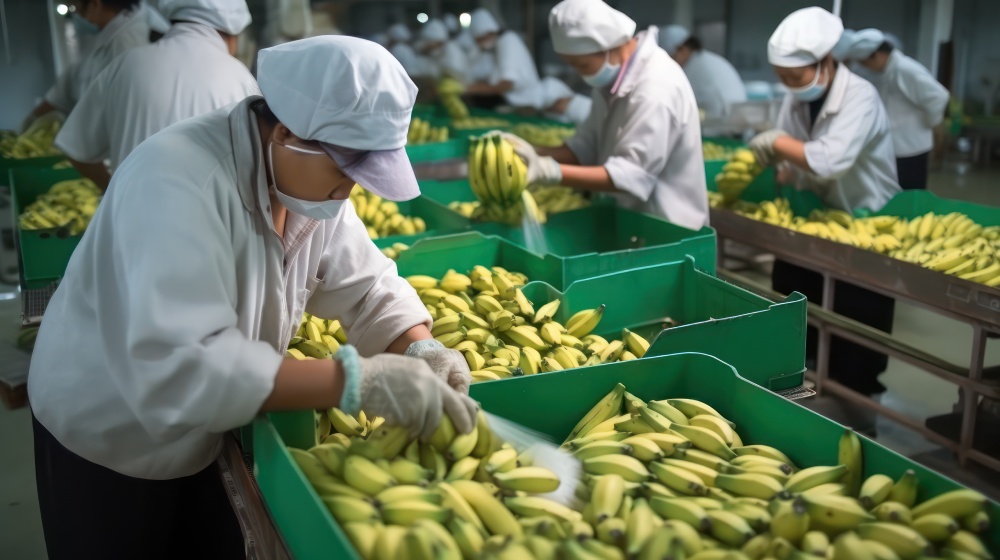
[320,143,420,202]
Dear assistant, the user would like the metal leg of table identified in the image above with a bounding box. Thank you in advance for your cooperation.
[959,326,989,466]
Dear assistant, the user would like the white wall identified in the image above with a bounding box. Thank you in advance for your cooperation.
[952,0,1000,112]
[0,0,58,129]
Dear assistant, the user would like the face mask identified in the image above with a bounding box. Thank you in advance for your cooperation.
[267,142,346,221]
[582,52,621,88]
[478,38,497,51]
[71,13,100,36]
[788,63,827,102]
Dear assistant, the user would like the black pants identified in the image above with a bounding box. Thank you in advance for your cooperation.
[896,152,930,191]
[32,413,245,560]
[772,260,896,395]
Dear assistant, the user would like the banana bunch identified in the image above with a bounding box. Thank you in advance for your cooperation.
[714,148,763,204]
[19,178,101,234]
[294,407,577,560]
[0,117,62,159]
[350,187,427,239]
[448,185,588,222]
[380,242,411,261]
[508,124,575,148]
[558,382,995,560]
[407,265,651,383]
[285,313,348,359]
[724,199,1000,288]
[440,91,470,120]
[453,117,511,130]
[703,141,738,161]
[467,133,543,225]
[438,77,466,96]
[408,118,450,145]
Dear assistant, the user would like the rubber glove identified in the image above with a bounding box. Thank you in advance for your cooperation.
[501,132,562,186]
[341,348,478,440]
[405,339,472,395]
[748,129,789,168]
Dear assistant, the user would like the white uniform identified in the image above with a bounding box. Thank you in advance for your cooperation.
[432,41,471,83]
[565,30,708,231]
[28,98,430,479]
[776,63,900,211]
[55,22,259,170]
[44,7,150,112]
[871,50,949,157]
[484,31,542,108]
[682,50,747,119]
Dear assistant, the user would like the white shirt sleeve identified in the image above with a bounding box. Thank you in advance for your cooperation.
[110,171,281,440]
[54,65,114,164]
[305,203,432,357]
[803,92,880,181]
[602,91,674,202]
[896,61,949,128]
[45,62,81,112]
[495,33,533,86]
[565,91,603,165]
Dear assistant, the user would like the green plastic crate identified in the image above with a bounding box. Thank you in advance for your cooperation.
[0,154,66,184]
[702,137,746,185]
[9,167,86,289]
[406,137,468,164]
[518,257,806,390]
[419,179,717,275]
[254,353,999,559]
[870,190,1000,225]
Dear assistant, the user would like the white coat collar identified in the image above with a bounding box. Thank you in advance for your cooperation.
[813,62,853,120]
[93,6,143,51]
[612,27,657,98]
[228,96,267,214]
[162,21,229,52]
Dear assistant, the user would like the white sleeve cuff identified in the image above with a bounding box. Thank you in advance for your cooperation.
[604,156,658,202]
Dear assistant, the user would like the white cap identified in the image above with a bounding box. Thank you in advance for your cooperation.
[419,19,449,44]
[659,24,690,55]
[831,28,855,61]
[443,13,459,34]
[154,0,251,35]
[469,8,500,38]
[767,6,843,67]
[257,36,420,201]
[387,23,411,43]
[549,0,636,56]
[835,28,884,62]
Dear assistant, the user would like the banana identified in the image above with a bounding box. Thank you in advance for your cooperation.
[706,509,756,547]
[591,472,626,522]
[344,455,397,496]
[309,443,347,477]
[800,531,830,557]
[622,328,650,358]
[493,466,560,494]
[724,501,772,532]
[620,435,665,462]
[635,432,692,455]
[801,494,875,533]
[649,496,711,531]
[912,512,959,542]
[945,530,993,559]
[380,500,451,526]
[484,447,519,474]
[887,469,918,508]
[731,455,793,474]
[342,522,382,559]
[716,473,785,500]
[435,481,487,534]
[962,511,990,534]
[646,400,691,425]
[857,522,930,559]
[837,430,864,498]
[689,414,737,446]
[533,299,560,323]
[912,489,988,519]
[444,456,480,482]
[565,305,606,338]
[626,498,661,557]
[668,398,732,424]
[504,325,549,351]
[871,501,912,525]
[649,461,709,496]
[540,321,565,346]
[567,431,630,450]
[859,474,894,509]
[741,533,773,559]
[505,496,582,524]
[670,423,737,460]
[449,480,522,537]
[596,517,627,547]
[323,495,381,524]
[770,498,810,543]
[832,531,875,560]
[583,454,652,483]
[375,485,441,506]
[385,459,433,485]
[784,465,848,493]
[659,458,719,486]
[565,383,627,443]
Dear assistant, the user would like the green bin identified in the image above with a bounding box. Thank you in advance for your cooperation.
[419,179,717,275]
[254,353,999,559]
[0,154,66,184]
[406,137,468,164]
[9,167,86,289]
[870,190,1000,225]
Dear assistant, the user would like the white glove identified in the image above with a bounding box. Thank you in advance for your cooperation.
[342,349,478,440]
[405,339,472,395]
[748,129,789,168]
[502,133,562,186]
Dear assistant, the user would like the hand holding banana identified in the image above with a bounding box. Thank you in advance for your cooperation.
[467,133,548,225]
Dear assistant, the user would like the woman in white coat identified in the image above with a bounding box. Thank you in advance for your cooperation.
[464,8,543,110]
[28,36,476,558]
[21,0,150,129]
[503,0,708,231]
[749,7,901,402]
[55,0,261,190]
[660,24,747,120]
[417,18,469,83]
[835,28,949,190]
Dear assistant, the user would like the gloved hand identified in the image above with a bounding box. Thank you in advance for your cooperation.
[405,339,472,395]
[748,129,789,168]
[346,351,478,440]
[501,133,562,186]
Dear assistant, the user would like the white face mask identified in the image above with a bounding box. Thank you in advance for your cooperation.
[478,37,498,51]
[788,63,828,102]
[582,52,621,89]
[267,142,346,221]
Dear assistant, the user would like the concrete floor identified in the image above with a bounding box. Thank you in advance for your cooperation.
[0,162,998,559]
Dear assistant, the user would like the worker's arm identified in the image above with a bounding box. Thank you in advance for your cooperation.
[261,358,346,412]
[22,101,58,131]
[465,80,513,95]
[773,136,812,173]
[68,158,112,191]
[537,144,580,164]
[557,164,617,192]
[385,324,433,355]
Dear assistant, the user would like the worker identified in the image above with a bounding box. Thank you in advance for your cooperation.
[386,22,425,77]
[749,7,901,406]
[465,8,543,110]
[28,36,476,558]
[417,18,469,83]
[444,12,475,51]
[835,28,949,190]
[538,77,593,124]
[659,24,747,119]
[54,0,261,190]
[20,0,150,129]
[503,0,707,231]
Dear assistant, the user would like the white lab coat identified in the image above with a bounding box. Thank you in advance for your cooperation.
[481,31,542,108]
[776,63,900,212]
[682,50,747,119]
[390,43,424,77]
[429,41,471,83]
[55,23,260,170]
[870,50,949,157]
[565,29,708,231]
[45,7,150,112]
[28,98,430,480]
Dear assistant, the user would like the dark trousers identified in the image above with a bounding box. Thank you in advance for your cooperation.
[896,152,930,191]
[32,413,245,560]
[772,260,896,395]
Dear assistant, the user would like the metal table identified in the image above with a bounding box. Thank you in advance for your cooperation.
[218,435,291,560]
[412,158,467,182]
[711,207,1000,471]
